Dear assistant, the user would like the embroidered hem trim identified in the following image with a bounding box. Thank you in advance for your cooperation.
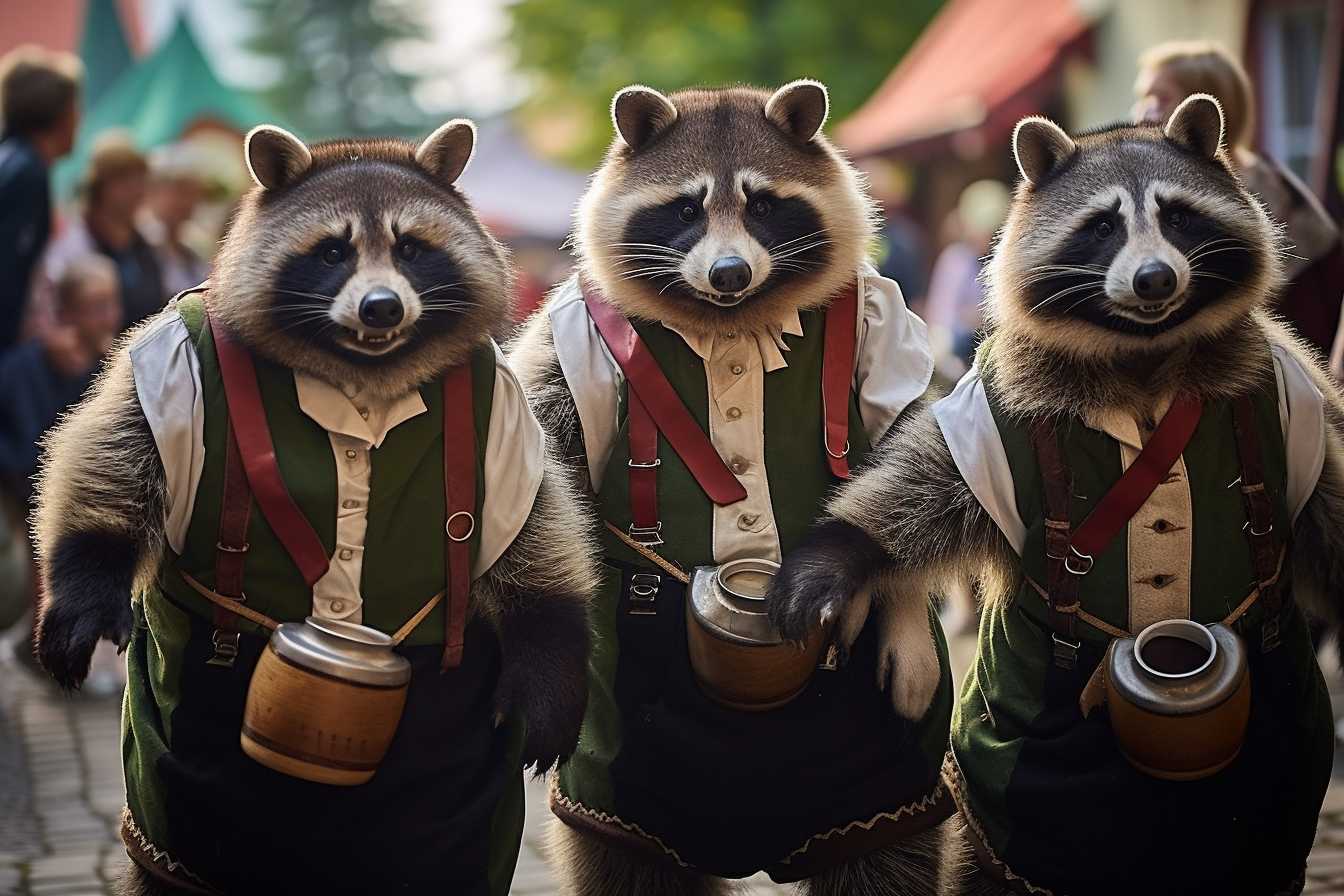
[941,750,1058,896]
[120,807,210,886]
[777,779,948,864]
[549,779,693,867]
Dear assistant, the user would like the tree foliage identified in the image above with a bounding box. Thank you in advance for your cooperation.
[506,0,945,165]
[238,0,435,139]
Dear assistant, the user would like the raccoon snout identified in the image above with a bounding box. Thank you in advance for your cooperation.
[359,288,405,329]
[709,257,752,294]
[1132,261,1177,303]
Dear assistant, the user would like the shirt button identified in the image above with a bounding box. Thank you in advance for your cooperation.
[726,407,742,420]
[342,499,359,509]
[730,364,744,376]
[729,457,749,474]
[737,513,759,530]
[330,600,345,613]
[344,449,358,460]
[338,548,354,561]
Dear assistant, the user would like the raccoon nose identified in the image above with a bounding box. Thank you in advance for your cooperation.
[1133,261,1177,303]
[359,288,404,328]
[709,257,752,294]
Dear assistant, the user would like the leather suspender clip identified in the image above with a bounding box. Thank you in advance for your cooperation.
[628,573,660,615]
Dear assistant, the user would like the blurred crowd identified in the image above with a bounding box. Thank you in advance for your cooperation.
[0,45,216,692]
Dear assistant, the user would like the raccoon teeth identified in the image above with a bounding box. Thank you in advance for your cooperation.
[345,327,400,345]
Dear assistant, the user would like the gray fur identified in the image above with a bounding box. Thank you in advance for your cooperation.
[545,817,745,896]
[800,825,947,896]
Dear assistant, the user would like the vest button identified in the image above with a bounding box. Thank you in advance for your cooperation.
[339,548,354,561]
[330,600,345,613]
[737,513,759,530]
[345,449,358,460]
[342,499,359,509]
[729,457,749,474]
[726,407,742,420]
[730,364,744,376]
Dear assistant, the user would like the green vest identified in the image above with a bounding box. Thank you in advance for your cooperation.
[949,367,1334,895]
[557,310,954,878]
[122,297,524,896]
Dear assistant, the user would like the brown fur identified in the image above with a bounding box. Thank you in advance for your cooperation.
[575,80,877,340]
[212,121,512,402]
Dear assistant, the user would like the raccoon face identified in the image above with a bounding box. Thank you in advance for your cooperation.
[988,94,1280,357]
[209,121,510,398]
[575,80,876,337]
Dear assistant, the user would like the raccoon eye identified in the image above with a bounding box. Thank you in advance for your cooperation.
[1167,209,1189,231]
[1093,219,1115,240]
[749,199,771,218]
[319,242,348,266]
[396,240,421,262]
[678,204,700,224]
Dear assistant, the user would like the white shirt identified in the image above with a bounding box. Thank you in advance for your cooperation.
[129,305,545,618]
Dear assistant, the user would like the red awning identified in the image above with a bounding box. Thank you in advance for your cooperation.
[837,0,1091,157]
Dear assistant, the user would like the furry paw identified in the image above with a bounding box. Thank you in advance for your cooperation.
[490,600,591,773]
[36,591,133,691]
[871,574,944,720]
[768,519,890,643]
[35,531,139,691]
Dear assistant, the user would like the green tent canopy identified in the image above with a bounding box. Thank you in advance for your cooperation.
[78,0,134,109]
[55,16,291,198]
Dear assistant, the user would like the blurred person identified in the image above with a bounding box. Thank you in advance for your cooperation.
[1134,39,1343,356]
[0,254,122,686]
[923,178,1009,384]
[140,142,212,298]
[37,135,167,336]
[0,45,81,354]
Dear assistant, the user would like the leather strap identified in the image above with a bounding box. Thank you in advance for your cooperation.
[212,320,331,587]
[821,283,858,479]
[206,421,252,667]
[441,362,475,671]
[583,289,749,506]
[1031,393,1204,668]
[1231,396,1281,651]
[625,388,662,544]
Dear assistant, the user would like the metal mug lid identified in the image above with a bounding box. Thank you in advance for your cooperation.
[689,558,782,646]
[269,616,412,687]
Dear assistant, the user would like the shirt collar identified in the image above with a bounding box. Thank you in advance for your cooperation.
[665,309,805,372]
[294,372,427,448]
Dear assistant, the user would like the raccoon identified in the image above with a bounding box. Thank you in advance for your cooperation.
[507,80,952,896]
[34,121,597,896]
[769,94,1344,896]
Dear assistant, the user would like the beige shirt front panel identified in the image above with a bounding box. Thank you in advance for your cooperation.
[294,375,428,622]
[665,312,805,564]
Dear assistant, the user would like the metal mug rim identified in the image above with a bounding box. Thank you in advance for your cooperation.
[1133,618,1217,680]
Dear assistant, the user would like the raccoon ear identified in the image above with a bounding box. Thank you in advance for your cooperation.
[245,125,312,191]
[1165,93,1225,161]
[765,79,829,143]
[612,86,678,152]
[1013,117,1077,185]
[417,119,477,187]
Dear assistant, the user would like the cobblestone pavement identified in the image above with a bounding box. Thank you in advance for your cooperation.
[3,622,1344,895]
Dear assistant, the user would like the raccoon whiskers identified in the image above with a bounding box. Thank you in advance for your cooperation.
[617,265,683,282]
[1021,264,1109,286]
[1184,237,1244,265]
[1029,281,1105,315]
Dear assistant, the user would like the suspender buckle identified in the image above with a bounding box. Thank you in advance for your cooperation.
[825,439,850,460]
[628,522,664,546]
[1064,546,1094,576]
[628,573,660,615]
[1052,633,1080,670]
[207,629,240,667]
[1260,614,1280,652]
[628,458,661,469]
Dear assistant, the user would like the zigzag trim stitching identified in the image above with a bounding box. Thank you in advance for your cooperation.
[777,779,947,864]
[121,807,210,885]
[549,781,694,868]
[941,751,1058,896]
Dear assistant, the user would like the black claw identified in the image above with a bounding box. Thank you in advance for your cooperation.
[769,518,889,640]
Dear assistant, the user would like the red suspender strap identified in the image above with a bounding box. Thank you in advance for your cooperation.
[206,421,252,667]
[583,289,748,510]
[441,363,476,671]
[625,389,662,544]
[1031,392,1204,668]
[212,319,331,587]
[821,283,858,479]
[1230,396,1281,652]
